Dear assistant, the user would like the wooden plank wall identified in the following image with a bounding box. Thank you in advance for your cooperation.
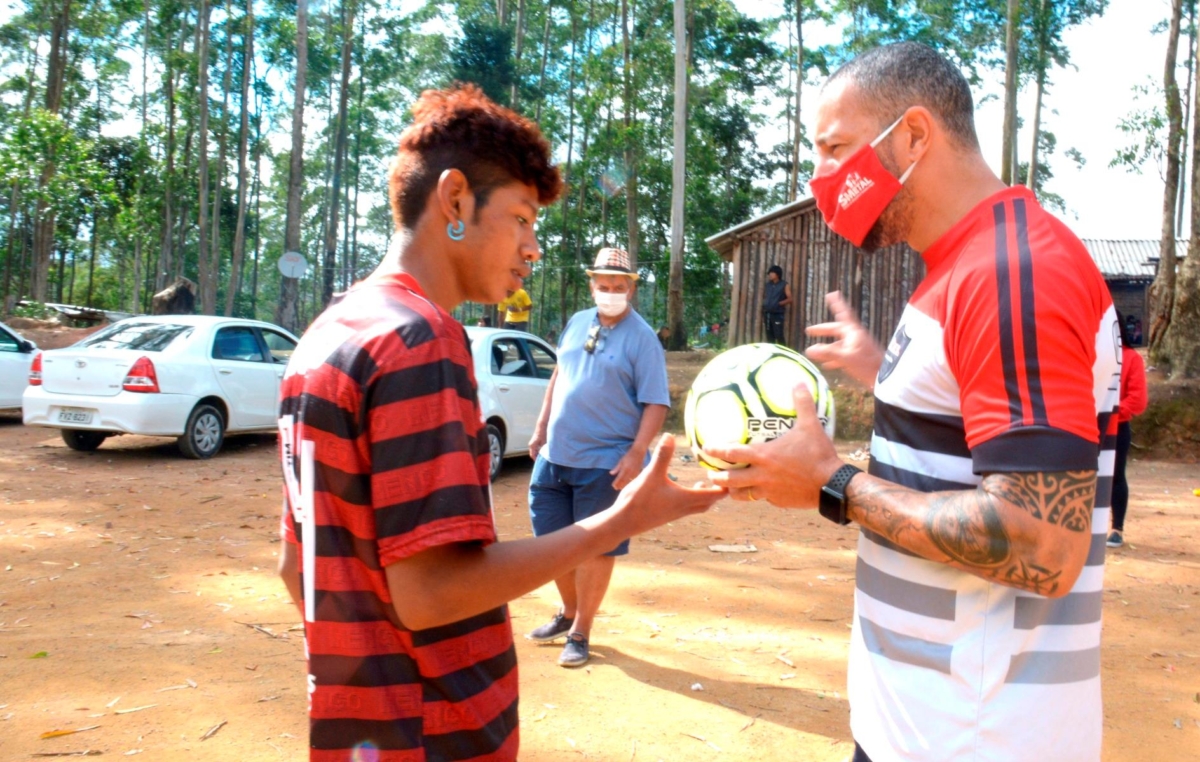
[729,205,924,350]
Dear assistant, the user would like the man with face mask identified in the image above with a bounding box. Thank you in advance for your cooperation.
[526,247,670,668]
[706,43,1120,762]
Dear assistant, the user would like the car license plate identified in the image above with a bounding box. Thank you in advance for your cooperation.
[58,408,94,424]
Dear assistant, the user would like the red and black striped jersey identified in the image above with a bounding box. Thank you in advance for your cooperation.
[854,186,1120,762]
[278,272,518,762]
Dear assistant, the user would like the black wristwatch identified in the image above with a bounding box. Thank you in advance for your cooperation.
[819,464,861,526]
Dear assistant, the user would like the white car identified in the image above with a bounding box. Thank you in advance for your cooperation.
[0,320,38,410]
[466,326,557,480]
[23,315,298,459]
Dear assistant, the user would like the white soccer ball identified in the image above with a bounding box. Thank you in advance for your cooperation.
[684,343,836,470]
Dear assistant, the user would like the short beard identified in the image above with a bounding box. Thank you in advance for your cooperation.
[859,188,912,252]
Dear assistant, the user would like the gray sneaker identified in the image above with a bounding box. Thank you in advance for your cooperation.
[527,612,574,642]
[1106,530,1123,548]
[558,633,589,668]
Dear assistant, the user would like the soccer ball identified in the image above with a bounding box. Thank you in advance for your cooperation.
[684,343,836,470]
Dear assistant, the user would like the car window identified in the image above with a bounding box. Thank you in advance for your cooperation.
[491,339,532,377]
[260,329,296,364]
[524,340,557,380]
[0,327,17,352]
[79,322,194,352]
[213,327,266,362]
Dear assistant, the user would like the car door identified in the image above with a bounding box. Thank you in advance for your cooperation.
[209,325,279,429]
[0,325,32,409]
[488,336,548,451]
[256,327,297,418]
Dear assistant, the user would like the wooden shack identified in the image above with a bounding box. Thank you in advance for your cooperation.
[704,197,923,350]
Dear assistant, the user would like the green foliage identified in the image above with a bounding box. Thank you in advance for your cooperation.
[0,0,1117,341]
[1111,81,1167,175]
[452,19,515,104]
[9,301,53,320]
[0,109,114,219]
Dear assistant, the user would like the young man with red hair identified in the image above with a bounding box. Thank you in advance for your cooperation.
[276,85,724,761]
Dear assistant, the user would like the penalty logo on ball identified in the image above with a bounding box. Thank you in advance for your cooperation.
[684,343,835,470]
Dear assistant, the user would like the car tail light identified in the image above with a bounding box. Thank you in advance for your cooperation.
[29,352,42,385]
[123,356,160,393]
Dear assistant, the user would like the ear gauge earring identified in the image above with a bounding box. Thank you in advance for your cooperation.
[447,220,466,241]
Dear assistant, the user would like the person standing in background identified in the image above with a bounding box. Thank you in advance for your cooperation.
[761,264,791,344]
[525,246,671,669]
[500,286,533,331]
[1108,313,1148,549]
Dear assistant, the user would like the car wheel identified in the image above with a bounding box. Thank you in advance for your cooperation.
[178,404,225,460]
[61,429,108,452]
[486,423,504,481]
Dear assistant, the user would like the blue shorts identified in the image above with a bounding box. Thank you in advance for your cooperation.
[528,455,630,556]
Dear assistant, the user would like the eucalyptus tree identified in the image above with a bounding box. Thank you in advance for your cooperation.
[277,0,308,333]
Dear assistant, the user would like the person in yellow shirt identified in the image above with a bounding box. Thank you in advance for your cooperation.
[500,287,533,331]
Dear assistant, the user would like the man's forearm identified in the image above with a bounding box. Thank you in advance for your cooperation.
[632,404,669,452]
[845,470,1097,597]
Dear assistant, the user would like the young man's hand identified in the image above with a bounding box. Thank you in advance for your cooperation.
[609,436,726,534]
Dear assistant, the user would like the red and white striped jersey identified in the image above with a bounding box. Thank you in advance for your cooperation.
[278,273,518,761]
[853,186,1120,762]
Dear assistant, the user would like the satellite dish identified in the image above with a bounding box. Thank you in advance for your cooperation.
[278,251,307,279]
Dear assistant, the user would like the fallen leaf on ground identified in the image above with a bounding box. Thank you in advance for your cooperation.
[39,725,100,739]
[200,720,227,740]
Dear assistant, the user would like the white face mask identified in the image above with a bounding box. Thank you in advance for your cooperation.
[594,291,628,317]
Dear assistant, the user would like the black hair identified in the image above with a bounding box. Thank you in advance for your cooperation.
[767,265,783,279]
[826,41,979,150]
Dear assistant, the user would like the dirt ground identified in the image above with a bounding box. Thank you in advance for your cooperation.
[1,414,1198,761]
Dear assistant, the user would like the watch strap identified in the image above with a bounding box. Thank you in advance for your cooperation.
[819,463,861,526]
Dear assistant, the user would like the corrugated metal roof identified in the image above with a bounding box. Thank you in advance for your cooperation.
[705,200,1178,281]
[1078,239,1181,280]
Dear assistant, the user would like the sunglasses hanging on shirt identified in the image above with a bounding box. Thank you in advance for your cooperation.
[584,320,611,355]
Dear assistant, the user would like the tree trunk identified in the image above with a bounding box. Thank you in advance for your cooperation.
[557,3,579,329]
[158,21,181,292]
[30,0,72,303]
[226,0,254,316]
[1163,0,1200,378]
[1177,0,1197,238]
[510,0,527,108]
[788,0,803,201]
[666,0,687,350]
[621,0,639,276]
[349,13,366,288]
[322,0,355,308]
[206,0,235,314]
[533,5,553,125]
[196,0,213,314]
[130,0,150,313]
[2,27,40,306]
[1000,0,1019,186]
[1150,0,1185,360]
[1026,0,1048,192]
[277,0,309,333]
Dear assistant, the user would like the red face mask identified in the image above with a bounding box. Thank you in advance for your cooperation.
[809,115,917,247]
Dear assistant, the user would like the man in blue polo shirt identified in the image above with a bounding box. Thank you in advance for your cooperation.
[526,247,670,668]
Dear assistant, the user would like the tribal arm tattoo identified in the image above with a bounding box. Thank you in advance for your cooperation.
[846,470,1097,597]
